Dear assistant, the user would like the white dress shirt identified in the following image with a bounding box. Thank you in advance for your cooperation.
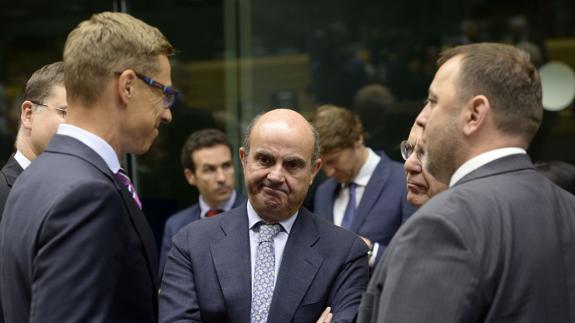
[449,147,526,187]
[247,200,298,286]
[13,150,31,170]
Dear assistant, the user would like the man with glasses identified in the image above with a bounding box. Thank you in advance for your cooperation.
[0,12,174,323]
[0,61,67,217]
[310,105,415,267]
[0,61,66,323]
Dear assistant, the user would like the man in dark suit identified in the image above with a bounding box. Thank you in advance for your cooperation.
[160,128,246,272]
[0,62,67,218]
[0,12,174,323]
[0,62,66,323]
[159,108,369,323]
[310,105,415,266]
[357,43,575,323]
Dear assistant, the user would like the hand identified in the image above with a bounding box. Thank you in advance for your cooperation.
[316,306,332,323]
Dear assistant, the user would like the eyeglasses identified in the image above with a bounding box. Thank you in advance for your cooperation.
[114,71,179,108]
[134,72,179,109]
[400,140,423,161]
[30,100,67,118]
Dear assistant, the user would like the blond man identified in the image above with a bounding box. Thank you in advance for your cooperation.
[0,12,174,323]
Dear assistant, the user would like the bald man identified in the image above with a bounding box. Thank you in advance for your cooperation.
[159,108,369,323]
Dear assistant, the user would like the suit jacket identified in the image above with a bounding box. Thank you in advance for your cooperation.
[0,156,19,323]
[159,192,246,272]
[357,154,575,323]
[159,205,369,323]
[0,154,22,221]
[313,151,415,261]
[0,134,159,323]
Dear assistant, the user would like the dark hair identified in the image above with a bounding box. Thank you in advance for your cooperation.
[438,43,542,146]
[309,104,364,155]
[24,61,65,103]
[535,161,575,195]
[180,128,232,173]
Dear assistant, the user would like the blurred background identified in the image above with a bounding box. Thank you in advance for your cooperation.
[1,0,574,242]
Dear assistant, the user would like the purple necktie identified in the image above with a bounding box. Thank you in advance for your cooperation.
[115,169,142,209]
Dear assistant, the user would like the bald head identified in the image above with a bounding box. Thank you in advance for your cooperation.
[243,109,320,165]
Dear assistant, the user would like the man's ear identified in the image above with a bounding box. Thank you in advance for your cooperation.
[310,158,322,185]
[116,70,137,106]
[239,147,247,166]
[184,168,197,186]
[21,101,34,130]
[463,95,490,136]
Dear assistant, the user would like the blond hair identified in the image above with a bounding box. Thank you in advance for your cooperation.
[63,12,174,106]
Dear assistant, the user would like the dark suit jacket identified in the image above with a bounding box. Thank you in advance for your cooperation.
[0,156,19,323]
[313,151,415,261]
[0,134,159,323]
[159,205,369,323]
[0,154,22,221]
[357,154,575,323]
[159,192,246,272]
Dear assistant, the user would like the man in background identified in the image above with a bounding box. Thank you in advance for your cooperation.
[311,105,414,266]
[160,128,245,272]
[0,61,67,216]
[0,12,173,323]
[358,43,575,322]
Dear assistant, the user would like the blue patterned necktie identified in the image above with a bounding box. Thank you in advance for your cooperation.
[251,222,282,323]
[341,182,357,230]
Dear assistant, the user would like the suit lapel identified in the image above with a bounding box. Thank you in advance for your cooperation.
[323,180,340,222]
[47,135,159,290]
[116,185,160,290]
[351,157,387,232]
[267,209,323,322]
[2,155,23,187]
[211,206,252,322]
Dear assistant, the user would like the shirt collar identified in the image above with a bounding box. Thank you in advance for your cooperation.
[199,190,237,218]
[246,199,298,234]
[57,124,120,173]
[14,150,31,170]
[449,147,526,187]
[352,148,380,187]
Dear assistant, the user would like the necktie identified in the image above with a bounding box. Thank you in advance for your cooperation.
[251,222,282,323]
[115,169,142,209]
[206,209,223,217]
[341,182,357,230]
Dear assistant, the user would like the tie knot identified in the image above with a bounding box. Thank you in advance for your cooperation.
[206,209,223,217]
[115,169,131,186]
[257,223,282,242]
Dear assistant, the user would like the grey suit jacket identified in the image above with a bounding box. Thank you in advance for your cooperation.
[0,134,159,323]
[357,154,575,323]
[159,205,369,323]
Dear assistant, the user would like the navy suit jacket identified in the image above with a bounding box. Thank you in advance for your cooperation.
[0,135,159,323]
[313,151,415,261]
[159,192,246,272]
[159,205,369,323]
[0,154,22,220]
